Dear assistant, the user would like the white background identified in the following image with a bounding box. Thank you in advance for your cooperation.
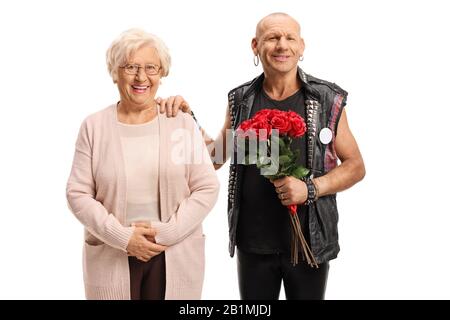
[0,0,449,299]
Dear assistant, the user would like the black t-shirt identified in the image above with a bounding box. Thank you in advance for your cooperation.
[236,87,309,254]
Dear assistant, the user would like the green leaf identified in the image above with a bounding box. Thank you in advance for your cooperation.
[279,155,291,165]
[284,149,294,158]
[292,166,310,179]
[283,164,295,174]
[277,137,289,155]
[278,136,285,149]
[284,137,292,146]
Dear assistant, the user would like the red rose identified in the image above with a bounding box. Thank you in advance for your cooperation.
[270,109,283,116]
[238,110,274,141]
[249,119,271,141]
[286,111,303,122]
[289,115,307,138]
[253,110,275,127]
[239,119,253,131]
[236,119,254,139]
[253,109,273,120]
[270,113,291,135]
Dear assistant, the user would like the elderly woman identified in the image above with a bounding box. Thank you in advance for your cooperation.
[66,29,219,300]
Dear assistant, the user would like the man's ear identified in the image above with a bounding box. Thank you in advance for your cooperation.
[299,37,306,55]
[251,37,258,55]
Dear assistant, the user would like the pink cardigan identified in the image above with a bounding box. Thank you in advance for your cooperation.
[66,104,220,299]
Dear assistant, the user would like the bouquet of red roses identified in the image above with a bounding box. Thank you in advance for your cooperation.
[236,109,318,267]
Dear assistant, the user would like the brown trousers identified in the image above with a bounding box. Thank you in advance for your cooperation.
[128,252,166,300]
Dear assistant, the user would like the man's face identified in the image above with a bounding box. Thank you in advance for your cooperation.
[252,16,305,75]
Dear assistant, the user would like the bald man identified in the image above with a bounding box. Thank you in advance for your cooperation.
[161,12,365,300]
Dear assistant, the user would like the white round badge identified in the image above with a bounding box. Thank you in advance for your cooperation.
[319,128,333,145]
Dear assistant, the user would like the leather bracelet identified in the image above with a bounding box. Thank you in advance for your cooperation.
[304,177,317,205]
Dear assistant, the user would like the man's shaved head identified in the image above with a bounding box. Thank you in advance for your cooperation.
[255,12,301,39]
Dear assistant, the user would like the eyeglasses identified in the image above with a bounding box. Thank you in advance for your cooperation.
[120,63,161,76]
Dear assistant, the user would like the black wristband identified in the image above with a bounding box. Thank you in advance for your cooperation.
[304,178,317,205]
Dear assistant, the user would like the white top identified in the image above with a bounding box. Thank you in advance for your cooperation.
[117,117,160,226]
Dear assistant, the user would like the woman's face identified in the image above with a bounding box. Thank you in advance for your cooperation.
[116,45,161,109]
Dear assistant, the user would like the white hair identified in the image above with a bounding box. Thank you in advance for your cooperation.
[106,28,171,82]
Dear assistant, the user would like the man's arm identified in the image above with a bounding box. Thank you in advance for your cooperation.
[208,104,232,170]
[313,109,365,196]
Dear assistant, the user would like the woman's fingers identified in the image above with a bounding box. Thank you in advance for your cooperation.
[147,242,167,253]
[140,227,157,238]
[132,221,152,228]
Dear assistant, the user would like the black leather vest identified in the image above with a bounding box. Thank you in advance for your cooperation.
[226,67,348,264]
